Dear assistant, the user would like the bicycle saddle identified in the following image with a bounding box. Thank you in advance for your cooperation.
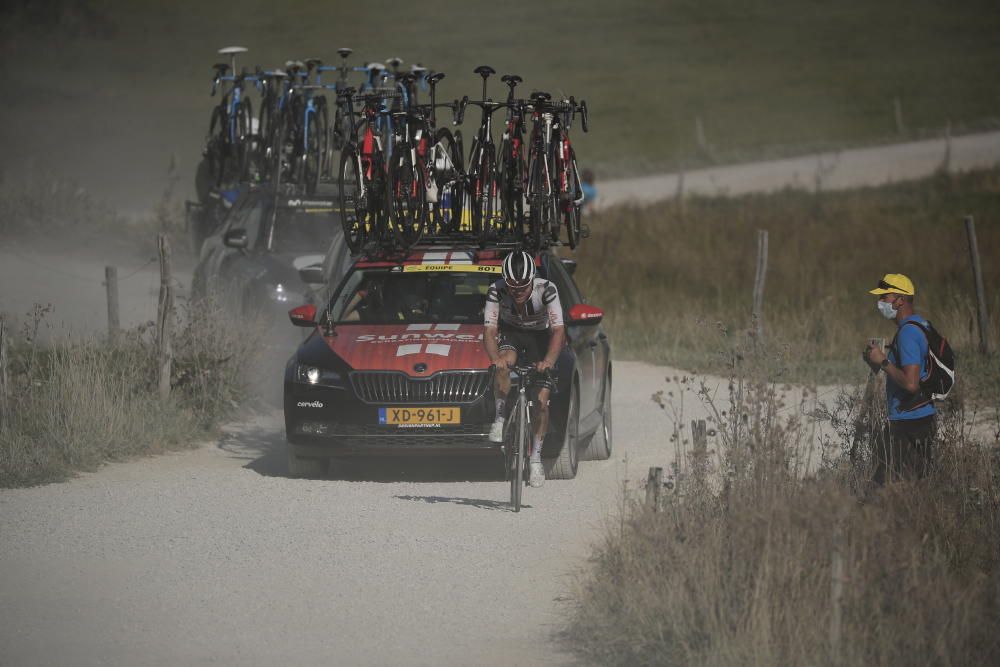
[386,57,404,69]
[474,65,496,78]
[285,60,305,71]
[337,47,353,59]
[410,63,428,74]
[366,62,386,71]
[305,57,323,69]
[530,91,551,102]
[427,72,446,85]
[399,73,417,85]
[218,46,248,55]
[339,86,357,97]
[501,74,522,85]
[212,62,230,74]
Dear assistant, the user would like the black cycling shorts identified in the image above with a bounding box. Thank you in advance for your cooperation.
[497,323,556,391]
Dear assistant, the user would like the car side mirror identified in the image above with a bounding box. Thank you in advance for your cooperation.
[288,304,317,327]
[561,258,577,275]
[298,265,327,285]
[223,228,248,249]
[567,303,603,325]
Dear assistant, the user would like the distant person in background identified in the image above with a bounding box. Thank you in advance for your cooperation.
[862,273,936,484]
[580,169,597,211]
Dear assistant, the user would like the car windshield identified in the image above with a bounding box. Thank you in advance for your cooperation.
[328,267,498,324]
[271,208,338,254]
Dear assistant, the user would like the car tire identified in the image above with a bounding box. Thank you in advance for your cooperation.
[582,371,613,461]
[545,381,579,480]
[287,450,329,478]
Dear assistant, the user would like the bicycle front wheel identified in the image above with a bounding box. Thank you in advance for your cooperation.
[509,395,527,512]
[338,146,367,253]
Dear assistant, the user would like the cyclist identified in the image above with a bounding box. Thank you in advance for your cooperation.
[484,251,565,488]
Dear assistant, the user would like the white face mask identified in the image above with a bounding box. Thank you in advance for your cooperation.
[877,299,897,320]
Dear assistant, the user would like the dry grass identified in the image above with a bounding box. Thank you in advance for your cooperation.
[566,337,1000,666]
[0,298,261,487]
[574,167,1000,398]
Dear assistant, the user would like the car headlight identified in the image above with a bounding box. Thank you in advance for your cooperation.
[270,283,304,303]
[294,364,344,388]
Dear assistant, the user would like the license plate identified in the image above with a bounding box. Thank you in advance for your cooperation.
[378,407,460,425]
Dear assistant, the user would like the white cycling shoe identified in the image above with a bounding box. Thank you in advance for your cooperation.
[529,461,545,488]
[489,419,504,443]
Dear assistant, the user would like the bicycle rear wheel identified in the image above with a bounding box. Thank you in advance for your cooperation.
[303,106,327,195]
[470,143,497,246]
[430,127,464,234]
[207,106,227,188]
[388,145,426,247]
[560,145,581,248]
[235,98,253,182]
[338,146,367,253]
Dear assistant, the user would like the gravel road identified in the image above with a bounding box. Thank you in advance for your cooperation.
[0,360,705,666]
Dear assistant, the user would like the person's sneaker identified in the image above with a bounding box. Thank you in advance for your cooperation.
[529,460,545,488]
[489,419,504,443]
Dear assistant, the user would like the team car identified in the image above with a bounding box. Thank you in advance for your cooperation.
[191,185,348,325]
[282,246,613,478]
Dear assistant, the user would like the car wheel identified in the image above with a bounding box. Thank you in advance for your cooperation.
[545,381,579,480]
[287,451,329,478]
[582,371,613,461]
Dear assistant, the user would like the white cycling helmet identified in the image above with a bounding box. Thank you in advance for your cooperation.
[502,251,535,288]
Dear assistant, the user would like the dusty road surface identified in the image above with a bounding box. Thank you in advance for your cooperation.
[0,360,706,666]
[596,129,1000,209]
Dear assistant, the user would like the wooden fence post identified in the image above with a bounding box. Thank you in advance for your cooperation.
[645,466,663,512]
[156,234,173,401]
[105,266,119,343]
[965,216,992,355]
[752,230,769,340]
[0,317,8,430]
[691,419,708,483]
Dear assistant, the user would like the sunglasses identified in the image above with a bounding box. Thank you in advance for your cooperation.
[877,279,905,292]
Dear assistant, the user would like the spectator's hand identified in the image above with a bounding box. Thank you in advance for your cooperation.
[864,344,886,369]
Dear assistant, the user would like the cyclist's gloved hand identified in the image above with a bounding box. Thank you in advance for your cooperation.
[535,359,555,372]
[493,357,511,371]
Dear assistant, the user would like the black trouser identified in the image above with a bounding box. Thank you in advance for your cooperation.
[873,415,936,485]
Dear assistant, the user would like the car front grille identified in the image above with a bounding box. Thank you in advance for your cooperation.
[349,370,491,405]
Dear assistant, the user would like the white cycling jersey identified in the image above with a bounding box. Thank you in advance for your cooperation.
[484,278,563,331]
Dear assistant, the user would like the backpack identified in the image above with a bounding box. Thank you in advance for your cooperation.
[892,320,956,410]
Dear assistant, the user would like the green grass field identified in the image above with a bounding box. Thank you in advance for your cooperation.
[2,0,1000,209]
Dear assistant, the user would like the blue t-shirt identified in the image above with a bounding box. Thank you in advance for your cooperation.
[887,314,935,420]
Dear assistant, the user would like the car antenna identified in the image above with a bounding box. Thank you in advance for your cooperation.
[321,308,337,337]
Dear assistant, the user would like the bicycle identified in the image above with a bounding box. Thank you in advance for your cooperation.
[500,363,545,512]
[205,46,256,188]
[455,66,509,244]
[497,74,528,241]
[395,71,465,237]
[384,72,427,247]
[337,87,395,252]
[524,92,588,248]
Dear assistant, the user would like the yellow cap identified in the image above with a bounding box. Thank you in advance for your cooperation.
[869,273,915,296]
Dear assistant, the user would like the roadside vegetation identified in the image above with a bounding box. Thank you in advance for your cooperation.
[0,300,260,487]
[567,346,999,665]
[567,168,1000,664]
[574,166,1000,399]
[0,171,250,487]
